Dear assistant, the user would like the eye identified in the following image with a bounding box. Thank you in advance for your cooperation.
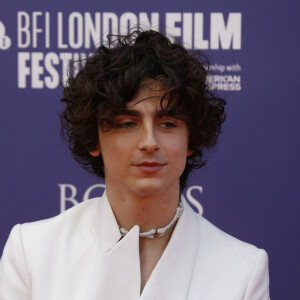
[159,121,177,129]
[117,121,136,129]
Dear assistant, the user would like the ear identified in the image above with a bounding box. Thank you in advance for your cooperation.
[187,149,193,157]
[89,143,101,157]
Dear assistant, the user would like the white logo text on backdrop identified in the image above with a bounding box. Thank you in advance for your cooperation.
[58,183,204,215]
[0,21,12,50]
[14,11,242,90]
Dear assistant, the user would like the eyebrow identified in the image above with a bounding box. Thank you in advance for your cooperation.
[115,109,176,118]
[115,109,141,117]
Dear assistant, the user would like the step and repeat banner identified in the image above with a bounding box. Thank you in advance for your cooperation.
[0,0,299,298]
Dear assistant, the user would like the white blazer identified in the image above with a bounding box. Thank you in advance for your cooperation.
[0,192,270,300]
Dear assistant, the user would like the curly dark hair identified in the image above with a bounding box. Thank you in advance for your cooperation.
[60,29,226,192]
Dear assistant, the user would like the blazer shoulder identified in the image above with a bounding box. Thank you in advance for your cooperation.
[194,214,269,282]
[21,197,100,235]
[189,214,270,299]
[15,198,100,262]
[196,214,265,259]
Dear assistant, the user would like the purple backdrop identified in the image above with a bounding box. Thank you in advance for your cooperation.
[0,0,299,298]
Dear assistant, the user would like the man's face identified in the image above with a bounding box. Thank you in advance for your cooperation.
[90,81,191,197]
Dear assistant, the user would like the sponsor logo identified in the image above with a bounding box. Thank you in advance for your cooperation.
[5,11,242,90]
[16,12,241,50]
[58,183,204,215]
[0,21,12,50]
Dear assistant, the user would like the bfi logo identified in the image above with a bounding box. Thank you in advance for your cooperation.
[0,21,11,50]
[58,183,204,215]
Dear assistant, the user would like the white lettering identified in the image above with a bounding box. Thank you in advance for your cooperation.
[0,21,11,50]
[58,184,79,213]
[18,12,30,48]
[103,12,119,40]
[210,13,242,50]
[31,52,44,88]
[17,12,242,51]
[18,52,30,88]
[210,75,241,83]
[139,12,159,31]
[186,185,204,215]
[84,12,101,48]
[57,12,68,49]
[120,12,138,36]
[183,13,192,49]
[44,52,60,89]
[59,52,73,85]
[209,63,226,73]
[69,12,84,49]
[194,13,209,50]
[226,63,241,71]
[57,183,204,215]
[165,13,181,42]
[32,11,43,48]
[45,12,50,48]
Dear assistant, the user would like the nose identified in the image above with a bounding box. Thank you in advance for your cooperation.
[138,126,160,153]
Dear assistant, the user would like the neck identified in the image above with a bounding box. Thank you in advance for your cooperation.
[105,182,181,233]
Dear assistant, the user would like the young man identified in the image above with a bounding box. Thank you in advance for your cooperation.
[0,30,270,299]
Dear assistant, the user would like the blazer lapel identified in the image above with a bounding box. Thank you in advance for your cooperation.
[62,193,142,300]
[140,196,200,300]
[62,193,200,300]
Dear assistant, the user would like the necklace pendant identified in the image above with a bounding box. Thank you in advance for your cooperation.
[146,234,155,239]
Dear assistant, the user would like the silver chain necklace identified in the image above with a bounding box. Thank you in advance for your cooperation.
[119,201,183,239]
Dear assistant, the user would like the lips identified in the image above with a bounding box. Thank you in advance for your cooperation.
[134,161,166,173]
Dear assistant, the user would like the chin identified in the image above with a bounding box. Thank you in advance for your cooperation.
[130,178,176,197]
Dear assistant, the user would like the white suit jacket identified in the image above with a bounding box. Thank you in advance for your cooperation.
[0,192,270,300]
